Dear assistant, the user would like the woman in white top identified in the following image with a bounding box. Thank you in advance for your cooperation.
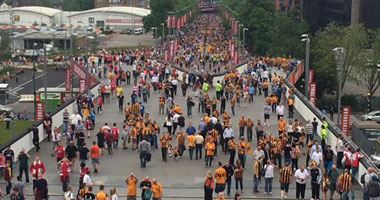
[83,171,93,186]
[165,113,173,134]
[110,187,119,200]
[264,159,276,195]
[64,185,74,200]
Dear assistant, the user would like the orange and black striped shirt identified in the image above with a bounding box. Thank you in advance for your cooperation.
[279,167,292,184]
[339,173,352,191]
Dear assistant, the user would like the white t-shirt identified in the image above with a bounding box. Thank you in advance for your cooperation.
[83,174,93,185]
[276,106,284,115]
[111,194,119,200]
[264,164,274,178]
[295,169,309,184]
[311,151,323,164]
[69,114,82,125]
[52,132,62,142]
[173,113,180,123]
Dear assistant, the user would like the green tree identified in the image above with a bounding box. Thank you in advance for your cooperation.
[0,32,11,64]
[62,0,81,11]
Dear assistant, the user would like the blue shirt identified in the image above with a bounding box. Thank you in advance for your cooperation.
[198,121,206,132]
[186,126,196,135]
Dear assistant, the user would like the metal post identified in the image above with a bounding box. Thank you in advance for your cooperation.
[305,38,310,97]
[161,23,164,55]
[43,47,47,112]
[334,47,346,127]
[33,43,36,119]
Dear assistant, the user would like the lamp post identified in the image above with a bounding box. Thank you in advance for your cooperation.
[301,34,310,97]
[333,47,346,127]
[161,23,165,55]
[32,42,37,118]
[242,28,248,54]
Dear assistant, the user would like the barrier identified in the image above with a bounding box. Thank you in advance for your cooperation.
[285,79,379,187]
[0,82,101,160]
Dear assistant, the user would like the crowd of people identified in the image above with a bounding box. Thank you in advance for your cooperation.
[0,12,378,200]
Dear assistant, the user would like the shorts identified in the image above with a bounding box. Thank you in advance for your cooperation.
[123,133,129,141]
[264,114,270,120]
[127,196,136,200]
[281,183,289,192]
[92,158,100,165]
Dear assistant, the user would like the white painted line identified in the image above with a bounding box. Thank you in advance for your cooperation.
[9,73,44,93]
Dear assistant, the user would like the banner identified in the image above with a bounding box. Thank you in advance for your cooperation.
[164,49,169,62]
[309,82,316,105]
[174,39,178,52]
[170,41,174,57]
[228,38,232,52]
[340,106,351,136]
[234,51,238,64]
[65,68,71,92]
[309,69,314,84]
[79,79,86,93]
[233,21,238,35]
[230,43,234,58]
[35,101,44,122]
[177,17,181,29]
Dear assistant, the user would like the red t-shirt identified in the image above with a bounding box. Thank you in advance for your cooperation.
[56,145,65,158]
[351,152,360,167]
[112,127,119,140]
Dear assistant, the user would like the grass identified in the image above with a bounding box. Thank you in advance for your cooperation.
[0,120,34,146]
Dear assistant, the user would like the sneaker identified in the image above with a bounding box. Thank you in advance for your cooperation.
[311,198,314,200]
[270,192,272,195]
[204,166,207,168]
[241,190,244,193]
[264,192,267,195]
[285,196,287,199]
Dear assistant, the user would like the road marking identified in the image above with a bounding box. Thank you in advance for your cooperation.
[8,73,44,93]
[56,82,65,88]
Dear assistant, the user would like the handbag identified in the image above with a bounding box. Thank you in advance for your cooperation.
[146,152,152,162]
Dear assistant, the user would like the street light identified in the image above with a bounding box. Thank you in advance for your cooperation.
[32,42,37,120]
[242,28,248,54]
[301,34,310,97]
[161,23,165,55]
[333,47,346,127]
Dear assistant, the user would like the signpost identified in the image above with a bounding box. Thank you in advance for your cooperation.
[340,106,351,136]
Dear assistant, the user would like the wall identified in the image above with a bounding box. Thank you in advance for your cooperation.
[1,83,100,161]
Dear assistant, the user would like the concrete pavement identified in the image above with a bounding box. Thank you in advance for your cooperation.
[0,63,363,199]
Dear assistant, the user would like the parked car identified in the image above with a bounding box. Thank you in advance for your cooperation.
[361,111,380,122]
[134,28,143,35]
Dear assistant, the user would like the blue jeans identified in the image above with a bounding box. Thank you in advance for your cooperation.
[63,121,69,133]
[265,177,273,193]
[284,157,291,165]
[351,166,358,180]
[61,176,69,192]
[253,176,259,192]
[205,155,213,167]
[153,135,158,149]
[140,151,147,168]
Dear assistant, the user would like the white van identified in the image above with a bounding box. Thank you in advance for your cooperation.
[134,28,143,35]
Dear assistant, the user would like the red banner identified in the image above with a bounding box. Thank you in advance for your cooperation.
[309,82,316,105]
[230,43,234,58]
[340,106,351,136]
[167,15,171,27]
[170,41,174,57]
[228,39,232,52]
[174,39,178,52]
[164,49,169,62]
[309,69,314,84]
[234,51,239,64]
[79,79,86,93]
[233,21,238,35]
[35,101,44,122]
[65,68,71,92]
[176,17,181,29]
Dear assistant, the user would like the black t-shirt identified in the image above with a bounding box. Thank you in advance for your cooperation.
[310,168,320,182]
[34,178,47,191]
[283,146,292,158]
[84,192,95,200]
[312,121,318,131]
[293,132,301,142]
[4,149,14,161]
[76,132,85,142]
[324,149,334,161]
[79,147,89,160]
[97,132,105,144]
[32,127,39,139]
[18,153,29,168]
[65,145,78,159]
[140,180,152,196]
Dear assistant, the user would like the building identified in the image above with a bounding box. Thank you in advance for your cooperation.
[273,0,301,12]
[0,6,150,29]
[303,0,380,31]
[94,0,150,9]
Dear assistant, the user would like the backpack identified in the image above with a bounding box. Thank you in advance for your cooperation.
[360,173,367,184]
[178,116,185,127]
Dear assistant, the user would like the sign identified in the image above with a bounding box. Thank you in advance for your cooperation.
[35,101,44,122]
[105,19,142,24]
[340,106,351,136]
[309,69,314,84]
[79,79,86,93]
[14,15,20,22]
[65,68,71,92]
[309,82,316,105]
[88,17,95,24]
[70,59,86,80]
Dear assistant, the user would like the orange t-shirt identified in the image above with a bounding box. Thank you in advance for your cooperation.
[278,120,286,131]
[214,167,227,184]
[206,142,215,156]
[187,135,195,147]
[126,177,138,196]
[90,145,100,158]
[95,191,107,200]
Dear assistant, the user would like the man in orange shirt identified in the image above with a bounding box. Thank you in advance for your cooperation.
[214,162,227,193]
[187,133,195,160]
[126,173,138,200]
[278,117,286,135]
[238,115,246,138]
[90,141,101,173]
[205,141,215,168]
[95,185,107,200]
[151,178,163,200]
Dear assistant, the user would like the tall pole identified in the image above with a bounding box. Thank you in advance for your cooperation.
[305,38,310,97]
[43,47,47,113]
[9,1,14,68]
[161,23,164,55]
[335,48,345,127]
[69,12,74,98]
[33,43,36,120]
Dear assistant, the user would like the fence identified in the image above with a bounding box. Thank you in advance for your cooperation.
[0,82,101,160]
